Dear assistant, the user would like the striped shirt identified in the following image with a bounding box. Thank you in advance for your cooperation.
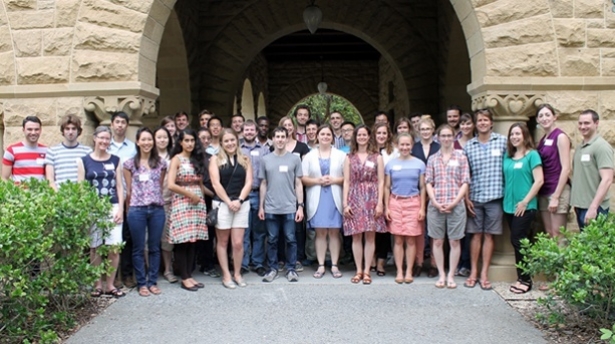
[2,142,47,182]
[45,143,92,185]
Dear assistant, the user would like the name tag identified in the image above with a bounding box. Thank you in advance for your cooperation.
[447,160,459,167]
[250,150,260,156]
[544,139,554,146]
[392,165,402,171]
[139,173,150,182]
[36,158,45,165]
[104,163,115,171]
[513,162,523,169]
[279,165,288,172]
[491,149,501,157]
[365,161,375,168]
[581,154,590,162]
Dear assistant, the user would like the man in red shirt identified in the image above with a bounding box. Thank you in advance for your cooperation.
[2,116,47,183]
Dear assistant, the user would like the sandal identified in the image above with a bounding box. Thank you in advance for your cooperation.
[138,286,150,297]
[148,285,162,295]
[447,281,457,289]
[376,269,386,277]
[480,279,493,291]
[90,288,103,298]
[107,288,125,298]
[362,273,372,285]
[510,280,532,294]
[331,265,342,279]
[313,265,325,279]
[370,266,376,272]
[163,272,178,284]
[435,281,445,289]
[351,272,363,284]
[464,278,477,288]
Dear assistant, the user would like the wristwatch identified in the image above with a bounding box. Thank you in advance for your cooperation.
[238,198,245,204]
[297,202,305,207]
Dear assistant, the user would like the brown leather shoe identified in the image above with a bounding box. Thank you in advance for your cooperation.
[412,265,422,277]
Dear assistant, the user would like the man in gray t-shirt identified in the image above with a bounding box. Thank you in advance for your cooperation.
[258,127,304,283]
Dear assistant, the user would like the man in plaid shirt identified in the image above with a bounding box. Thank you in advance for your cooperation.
[462,109,507,291]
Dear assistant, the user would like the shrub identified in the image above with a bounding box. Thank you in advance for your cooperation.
[0,179,112,343]
[520,213,615,327]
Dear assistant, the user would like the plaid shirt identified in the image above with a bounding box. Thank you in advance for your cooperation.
[463,132,507,203]
[425,150,470,204]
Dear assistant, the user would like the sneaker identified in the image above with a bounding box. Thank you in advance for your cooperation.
[286,270,299,282]
[255,267,267,277]
[277,261,285,272]
[456,267,471,277]
[295,262,304,272]
[203,268,221,278]
[240,267,250,275]
[262,269,278,283]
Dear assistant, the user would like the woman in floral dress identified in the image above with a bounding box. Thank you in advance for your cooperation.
[343,125,386,285]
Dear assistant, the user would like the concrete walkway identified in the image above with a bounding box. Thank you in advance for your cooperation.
[67,267,546,344]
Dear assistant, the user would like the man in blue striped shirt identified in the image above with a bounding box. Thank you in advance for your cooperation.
[45,115,92,190]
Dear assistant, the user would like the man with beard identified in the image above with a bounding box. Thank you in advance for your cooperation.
[293,105,311,144]
[45,115,92,189]
[2,116,47,183]
[240,120,270,276]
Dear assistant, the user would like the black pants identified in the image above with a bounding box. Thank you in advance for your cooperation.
[504,210,536,283]
[174,242,197,280]
[375,232,391,260]
[120,214,133,278]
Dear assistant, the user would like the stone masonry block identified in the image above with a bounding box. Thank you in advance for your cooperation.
[42,28,73,56]
[485,42,558,76]
[587,29,615,47]
[482,15,554,48]
[71,50,138,82]
[554,19,585,46]
[476,0,550,28]
[3,98,56,127]
[74,22,141,53]
[5,0,36,11]
[12,29,41,57]
[0,25,12,53]
[7,9,53,29]
[56,0,80,27]
[79,0,147,33]
[16,56,70,84]
[575,0,604,18]
[558,48,600,76]
[0,51,15,84]
[549,0,573,17]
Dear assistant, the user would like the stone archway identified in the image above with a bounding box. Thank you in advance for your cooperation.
[257,92,266,117]
[240,79,255,120]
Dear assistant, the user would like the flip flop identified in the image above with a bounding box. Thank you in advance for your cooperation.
[90,288,103,298]
[435,281,445,289]
[480,280,493,291]
[447,281,457,289]
[464,278,477,288]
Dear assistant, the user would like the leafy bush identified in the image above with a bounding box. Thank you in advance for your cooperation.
[520,213,615,327]
[0,179,112,343]
[601,323,615,343]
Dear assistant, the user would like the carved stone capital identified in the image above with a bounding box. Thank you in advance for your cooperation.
[83,95,156,125]
[471,93,545,121]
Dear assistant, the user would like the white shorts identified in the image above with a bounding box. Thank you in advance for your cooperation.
[213,200,250,230]
[90,203,123,248]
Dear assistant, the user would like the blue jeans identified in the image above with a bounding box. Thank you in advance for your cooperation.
[243,191,266,269]
[574,206,609,231]
[265,213,297,271]
[127,205,165,288]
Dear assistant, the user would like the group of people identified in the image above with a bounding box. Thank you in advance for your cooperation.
[2,103,612,296]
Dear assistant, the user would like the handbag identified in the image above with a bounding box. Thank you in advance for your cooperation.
[206,157,239,226]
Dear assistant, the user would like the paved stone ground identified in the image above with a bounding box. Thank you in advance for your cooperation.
[67,266,546,344]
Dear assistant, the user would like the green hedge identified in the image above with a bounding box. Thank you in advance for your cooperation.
[0,180,112,343]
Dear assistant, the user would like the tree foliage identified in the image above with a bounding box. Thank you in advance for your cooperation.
[288,93,364,125]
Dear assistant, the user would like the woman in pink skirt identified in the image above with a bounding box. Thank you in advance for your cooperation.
[342,125,386,285]
[384,133,426,284]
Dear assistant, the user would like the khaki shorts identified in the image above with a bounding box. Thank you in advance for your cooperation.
[213,200,250,230]
[538,184,571,214]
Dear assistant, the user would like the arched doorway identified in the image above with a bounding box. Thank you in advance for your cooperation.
[240,79,255,120]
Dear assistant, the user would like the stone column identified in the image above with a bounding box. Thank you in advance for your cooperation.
[471,92,545,281]
[83,95,157,141]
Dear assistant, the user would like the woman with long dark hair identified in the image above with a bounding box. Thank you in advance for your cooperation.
[503,122,543,294]
[124,127,167,296]
[167,129,209,292]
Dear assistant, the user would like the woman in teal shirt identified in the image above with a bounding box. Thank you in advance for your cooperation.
[503,122,543,294]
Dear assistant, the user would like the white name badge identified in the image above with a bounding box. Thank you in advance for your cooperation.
[392,165,402,171]
[365,161,375,168]
[279,165,289,172]
[104,163,115,171]
[491,149,501,157]
[36,158,45,165]
[544,139,554,146]
[581,154,591,162]
[250,150,260,156]
[447,160,459,167]
[139,173,150,182]
[513,162,523,169]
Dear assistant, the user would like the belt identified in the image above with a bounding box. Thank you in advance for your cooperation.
[390,194,419,200]
[251,187,259,192]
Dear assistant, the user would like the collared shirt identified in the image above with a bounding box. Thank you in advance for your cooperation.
[571,134,614,209]
[206,144,220,156]
[463,132,507,203]
[241,140,269,189]
[107,138,136,163]
[334,134,345,149]
[296,132,308,144]
[425,149,470,205]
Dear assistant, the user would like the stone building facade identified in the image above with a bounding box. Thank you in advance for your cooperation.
[1,0,614,280]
